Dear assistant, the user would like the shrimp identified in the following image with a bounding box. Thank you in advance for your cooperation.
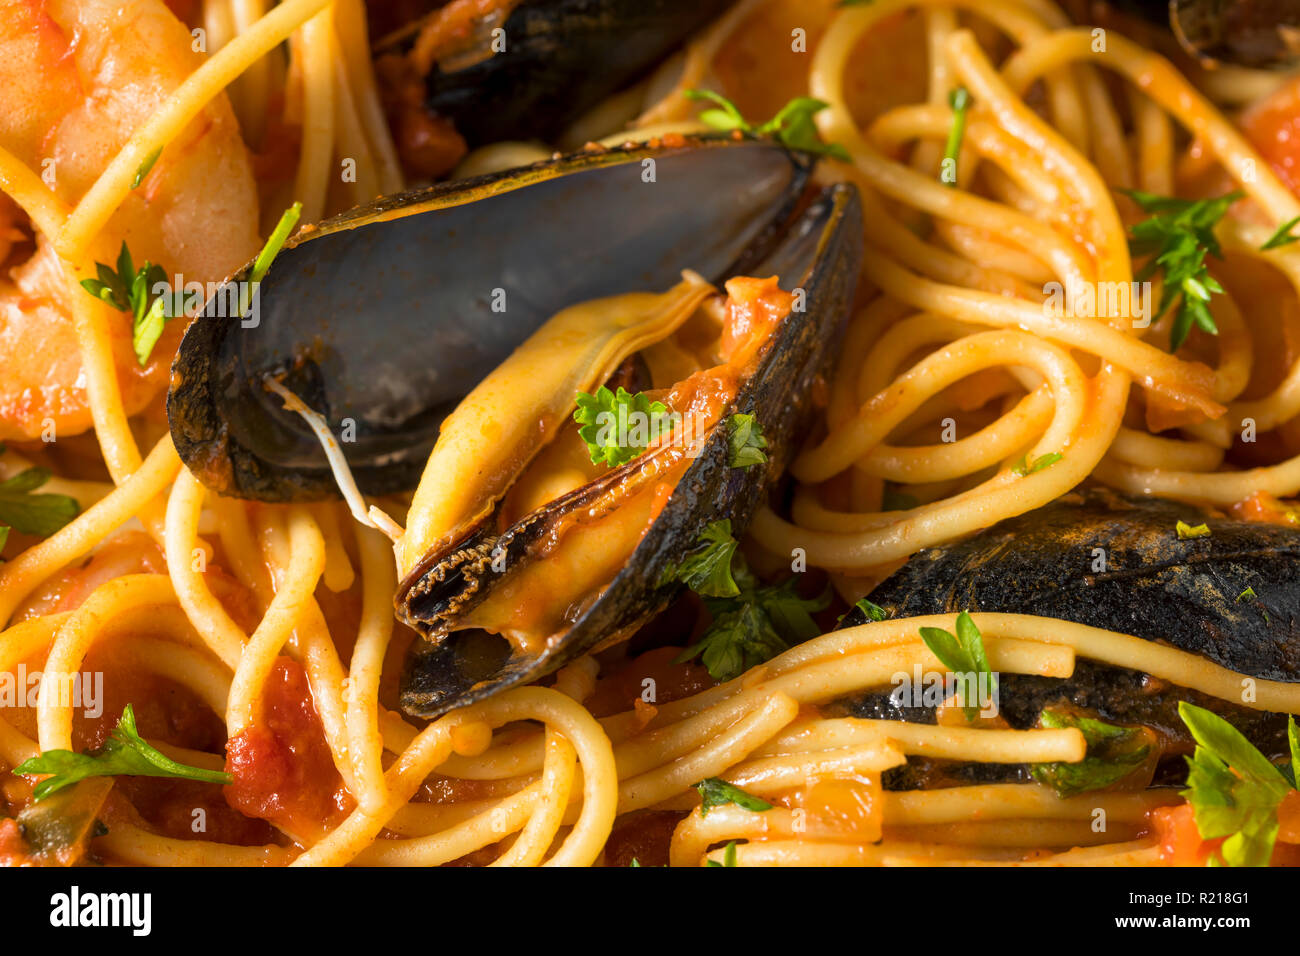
[0,0,260,442]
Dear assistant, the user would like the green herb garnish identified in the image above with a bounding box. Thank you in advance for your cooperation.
[1261,215,1300,251]
[837,596,887,626]
[131,147,162,190]
[727,413,768,469]
[573,386,673,468]
[678,602,788,682]
[942,87,971,188]
[918,611,997,721]
[79,241,195,365]
[1030,711,1151,797]
[662,519,741,598]
[1176,520,1211,540]
[0,468,79,539]
[237,202,303,321]
[250,203,301,286]
[1121,189,1241,351]
[685,90,850,161]
[706,841,740,866]
[1179,701,1297,867]
[670,521,830,681]
[13,704,232,801]
[695,778,773,816]
[1010,451,1063,477]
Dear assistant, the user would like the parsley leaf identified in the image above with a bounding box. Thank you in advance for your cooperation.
[131,147,162,190]
[13,704,232,801]
[1261,215,1300,251]
[250,202,302,286]
[1120,189,1241,351]
[573,385,673,469]
[706,841,740,866]
[662,519,741,598]
[1030,710,1151,797]
[78,241,194,366]
[236,202,303,321]
[727,413,768,468]
[748,576,829,644]
[1010,451,1063,477]
[132,289,196,367]
[670,521,830,681]
[1178,701,1295,867]
[942,87,971,187]
[918,611,997,721]
[678,602,788,682]
[0,467,79,538]
[837,596,887,626]
[685,90,850,161]
[1176,520,1211,540]
[695,777,773,816]
[854,597,887,622]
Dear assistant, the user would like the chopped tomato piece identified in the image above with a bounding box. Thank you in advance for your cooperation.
[1242,77,1300,195]
[225,658,352,840]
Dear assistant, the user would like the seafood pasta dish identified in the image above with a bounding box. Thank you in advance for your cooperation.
[3,0,1300,869]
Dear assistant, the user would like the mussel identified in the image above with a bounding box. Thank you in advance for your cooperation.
[372,0,737,148]
[1120,0,1300,69]
[169,139,817,500]
[831,488,1300,789]
[168,137,864,718]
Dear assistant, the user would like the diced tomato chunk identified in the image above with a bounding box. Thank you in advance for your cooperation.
[225,658,352,839]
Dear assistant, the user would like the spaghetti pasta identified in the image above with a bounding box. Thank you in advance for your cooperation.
[2,0,1300,871]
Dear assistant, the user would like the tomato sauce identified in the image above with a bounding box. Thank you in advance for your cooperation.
[585,646,715,718]
[225,657,353,840]
[0,818,32,866]
[720,276,796,367]
[116,777,276,847]
[1230,490,1300,527]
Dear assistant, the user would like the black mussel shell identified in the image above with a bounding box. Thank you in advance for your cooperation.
[168,138,812,501]
[399,182,865,717]
[831,487,1300,788]
[377,0,737,146]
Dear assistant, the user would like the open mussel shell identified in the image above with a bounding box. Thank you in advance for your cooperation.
[832,488,1300,788]
[399,182,865,718]
[375,0,736,146]
[167,138,813,501]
